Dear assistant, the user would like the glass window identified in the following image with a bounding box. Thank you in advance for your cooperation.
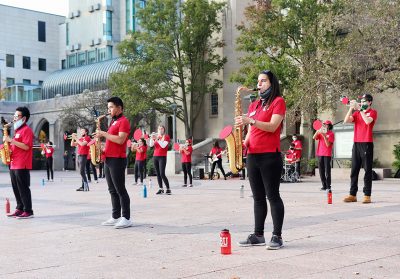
[38,21,46,42]
[210,93,218,116]
[104,11,113,38]
[23,56,31,69]
[66,23,69,46]
[107,46,113,59]
[61,59,66,69]
[38,80,43,86]
[68,54,76,68]
[126,0,131,33]
[78,53,86,66]
[6,78,15,86]
[88,50,96,64]
[139,0,146,8]
[98,48,107,62]
[23,79,31,85]
[38,58,46,71]
[6,54,14,67]
[106,0,112,5]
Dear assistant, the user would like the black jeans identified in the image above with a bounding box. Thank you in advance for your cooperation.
[318,156,331,189]
[135,160,145,183]
[86,159,98,181]
[10,169,32,214]
[105,158,130,220]
[46,157,54,180]
[78,155,88,185]
[350,142,374,196]
[153,156,170,189]
[182,162,192,185]
[247,153,284,237]
[99,162,105,177]
[210,158,226,179]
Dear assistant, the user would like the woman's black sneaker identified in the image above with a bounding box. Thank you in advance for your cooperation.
[238,234,266,247]
[267,235,283,250]
[165,189,172,195]
[156,189,164,195]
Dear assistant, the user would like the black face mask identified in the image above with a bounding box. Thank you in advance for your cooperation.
[259,87,272,100]
[112,113,123,120]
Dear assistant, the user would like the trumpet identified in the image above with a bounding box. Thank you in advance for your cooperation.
[33,144,56,149]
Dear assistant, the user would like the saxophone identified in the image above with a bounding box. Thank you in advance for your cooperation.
[0,118,11,165]
[223,87,257,174]
[90,114,106,166]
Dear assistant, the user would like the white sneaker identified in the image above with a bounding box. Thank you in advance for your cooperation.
[138,182,142,186]
[114,217,132,229]
[101,217,119,226]
[133,182,138,185]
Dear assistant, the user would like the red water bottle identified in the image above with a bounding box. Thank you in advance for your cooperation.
[220,229,231,255]
[5,198,10,214]
[327,190,332,204]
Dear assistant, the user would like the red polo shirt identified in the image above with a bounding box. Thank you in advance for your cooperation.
[352,109,377,142]
[181,146,193,163]
[135,145,148,161]
[10,124,33,170]
[246,97,286,154]
[77,136,90,155]
[315,131,335,157]
[45,147,54,158]
[153,135,170,157]
[104,115,130,158]
[292,139,302,159]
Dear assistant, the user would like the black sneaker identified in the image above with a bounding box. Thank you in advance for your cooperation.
[267,235,283,250]
[76,187,84,191]
[165,189,172,195]
[182,184,187,187]
[238,234,266,247]
[320,187,327,191]
[156,189,164,195]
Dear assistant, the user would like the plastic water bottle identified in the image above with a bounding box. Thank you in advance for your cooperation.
[143,180,147,198]
[149,178,152,189]
[327,189,332,204]
[240,185,244,198]
[41,179,45,186]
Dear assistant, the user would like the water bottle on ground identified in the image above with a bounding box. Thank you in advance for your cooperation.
[240,185,244,198]
[143,180,147,198]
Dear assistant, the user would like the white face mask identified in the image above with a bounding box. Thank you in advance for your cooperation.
[292,137,297,141]
[14,118,25,130]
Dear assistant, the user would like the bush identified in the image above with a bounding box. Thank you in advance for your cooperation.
[146,147,155,176]
[392,142,400,170]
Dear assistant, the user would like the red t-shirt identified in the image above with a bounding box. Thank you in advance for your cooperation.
[135,145,148,161]
[77,136,90,155]
[10,124,33,170]
[153,134,170,157]
[104,115,131,158]
[180,146,193,163]
[246,97,286,153]
[285,149,296,163]
[316,131,335,157]
[292,139,302,159]
[45,147,54,158]
[352,109,377,142]
[210,147,223,158]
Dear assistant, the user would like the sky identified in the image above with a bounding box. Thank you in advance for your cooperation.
[0,0,68,16]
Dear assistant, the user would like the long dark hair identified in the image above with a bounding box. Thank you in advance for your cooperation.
[261,70,281,106]
[213,141,220,148]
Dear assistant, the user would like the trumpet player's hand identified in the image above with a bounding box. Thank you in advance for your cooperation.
[350,100,359,110]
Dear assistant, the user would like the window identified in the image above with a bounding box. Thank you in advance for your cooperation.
[210,93,218,116]
[106,0,113,5]
[78,53,86,66]
[88,50,96,64]
[23,79,31,85]
[38,21,46,42]
[139,0,146,8]
[38,80,43,86]
[66,23,69,46]
[6,78,15,86]
[107,46,113,59]
[22,56,31,69]
[61,59,66,69]
[6,54,14,67]
[104,11,112,39]
[98,48,107,62]
[38,58,46,71]
[68,54,76,68]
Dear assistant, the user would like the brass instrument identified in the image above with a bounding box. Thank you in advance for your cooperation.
[224,87,257,174]
[90,115,106,166]
[0,119,11,165]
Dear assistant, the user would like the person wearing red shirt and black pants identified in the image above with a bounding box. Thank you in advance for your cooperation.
[150,125,171,195]
[97,97,132,229]
[313,120,335,191]
[71,128,91,191]
[131,138,147,185]
[291,135,302,178]
[5,107,34,219]
[180,139,193,187]
[235,70,286,250]
[44,141,55,182]
[209,141,227,180]
[343,94,377,204]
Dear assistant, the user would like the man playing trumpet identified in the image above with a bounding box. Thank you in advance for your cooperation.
[71,128,91,191]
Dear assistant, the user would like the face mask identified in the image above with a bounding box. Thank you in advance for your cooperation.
[292,137,297,141]
[259,87,272,100]
[14,118,24,130]
[361,104,368,111]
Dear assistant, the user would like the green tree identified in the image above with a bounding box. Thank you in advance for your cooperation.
[110,0,226,138]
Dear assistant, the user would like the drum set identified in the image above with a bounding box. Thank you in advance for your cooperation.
[281,149,300,183]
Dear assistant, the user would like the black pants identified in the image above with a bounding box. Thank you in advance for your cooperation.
[105,158,130,220]
[78,155,88,185]
[135,160,145,183]
[153,156,170,189]
[247,153,284,237]
[210,158,226,179]
[295,161,301,177]
[350,142,374,196]
[318,156,331,189]
[64,157,68,170]
[99,162,105,178]
[86,159,98,181]
[46,157,54,180]
[241,157,247,178]
[10,169,32,214]
[182,162,192,185]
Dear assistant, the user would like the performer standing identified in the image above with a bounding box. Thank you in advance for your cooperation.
[291,134,302,178]
[313,120,335,191]
[71,128,91,191]
[63,150,69,171]
[209,141,227,180]
[97,97,132,228]
[44,141,54,182]
[149,125,171,195]
[131,138,147,185]
[86,153,98,183]
[180,139,193,187]
[343,94,377,204]
[235,70,286,249]
[5,107,34,219]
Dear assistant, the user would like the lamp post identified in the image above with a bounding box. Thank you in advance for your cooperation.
[169,103,178,143]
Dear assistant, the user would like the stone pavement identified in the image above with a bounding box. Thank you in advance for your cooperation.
[0,170,399,279]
